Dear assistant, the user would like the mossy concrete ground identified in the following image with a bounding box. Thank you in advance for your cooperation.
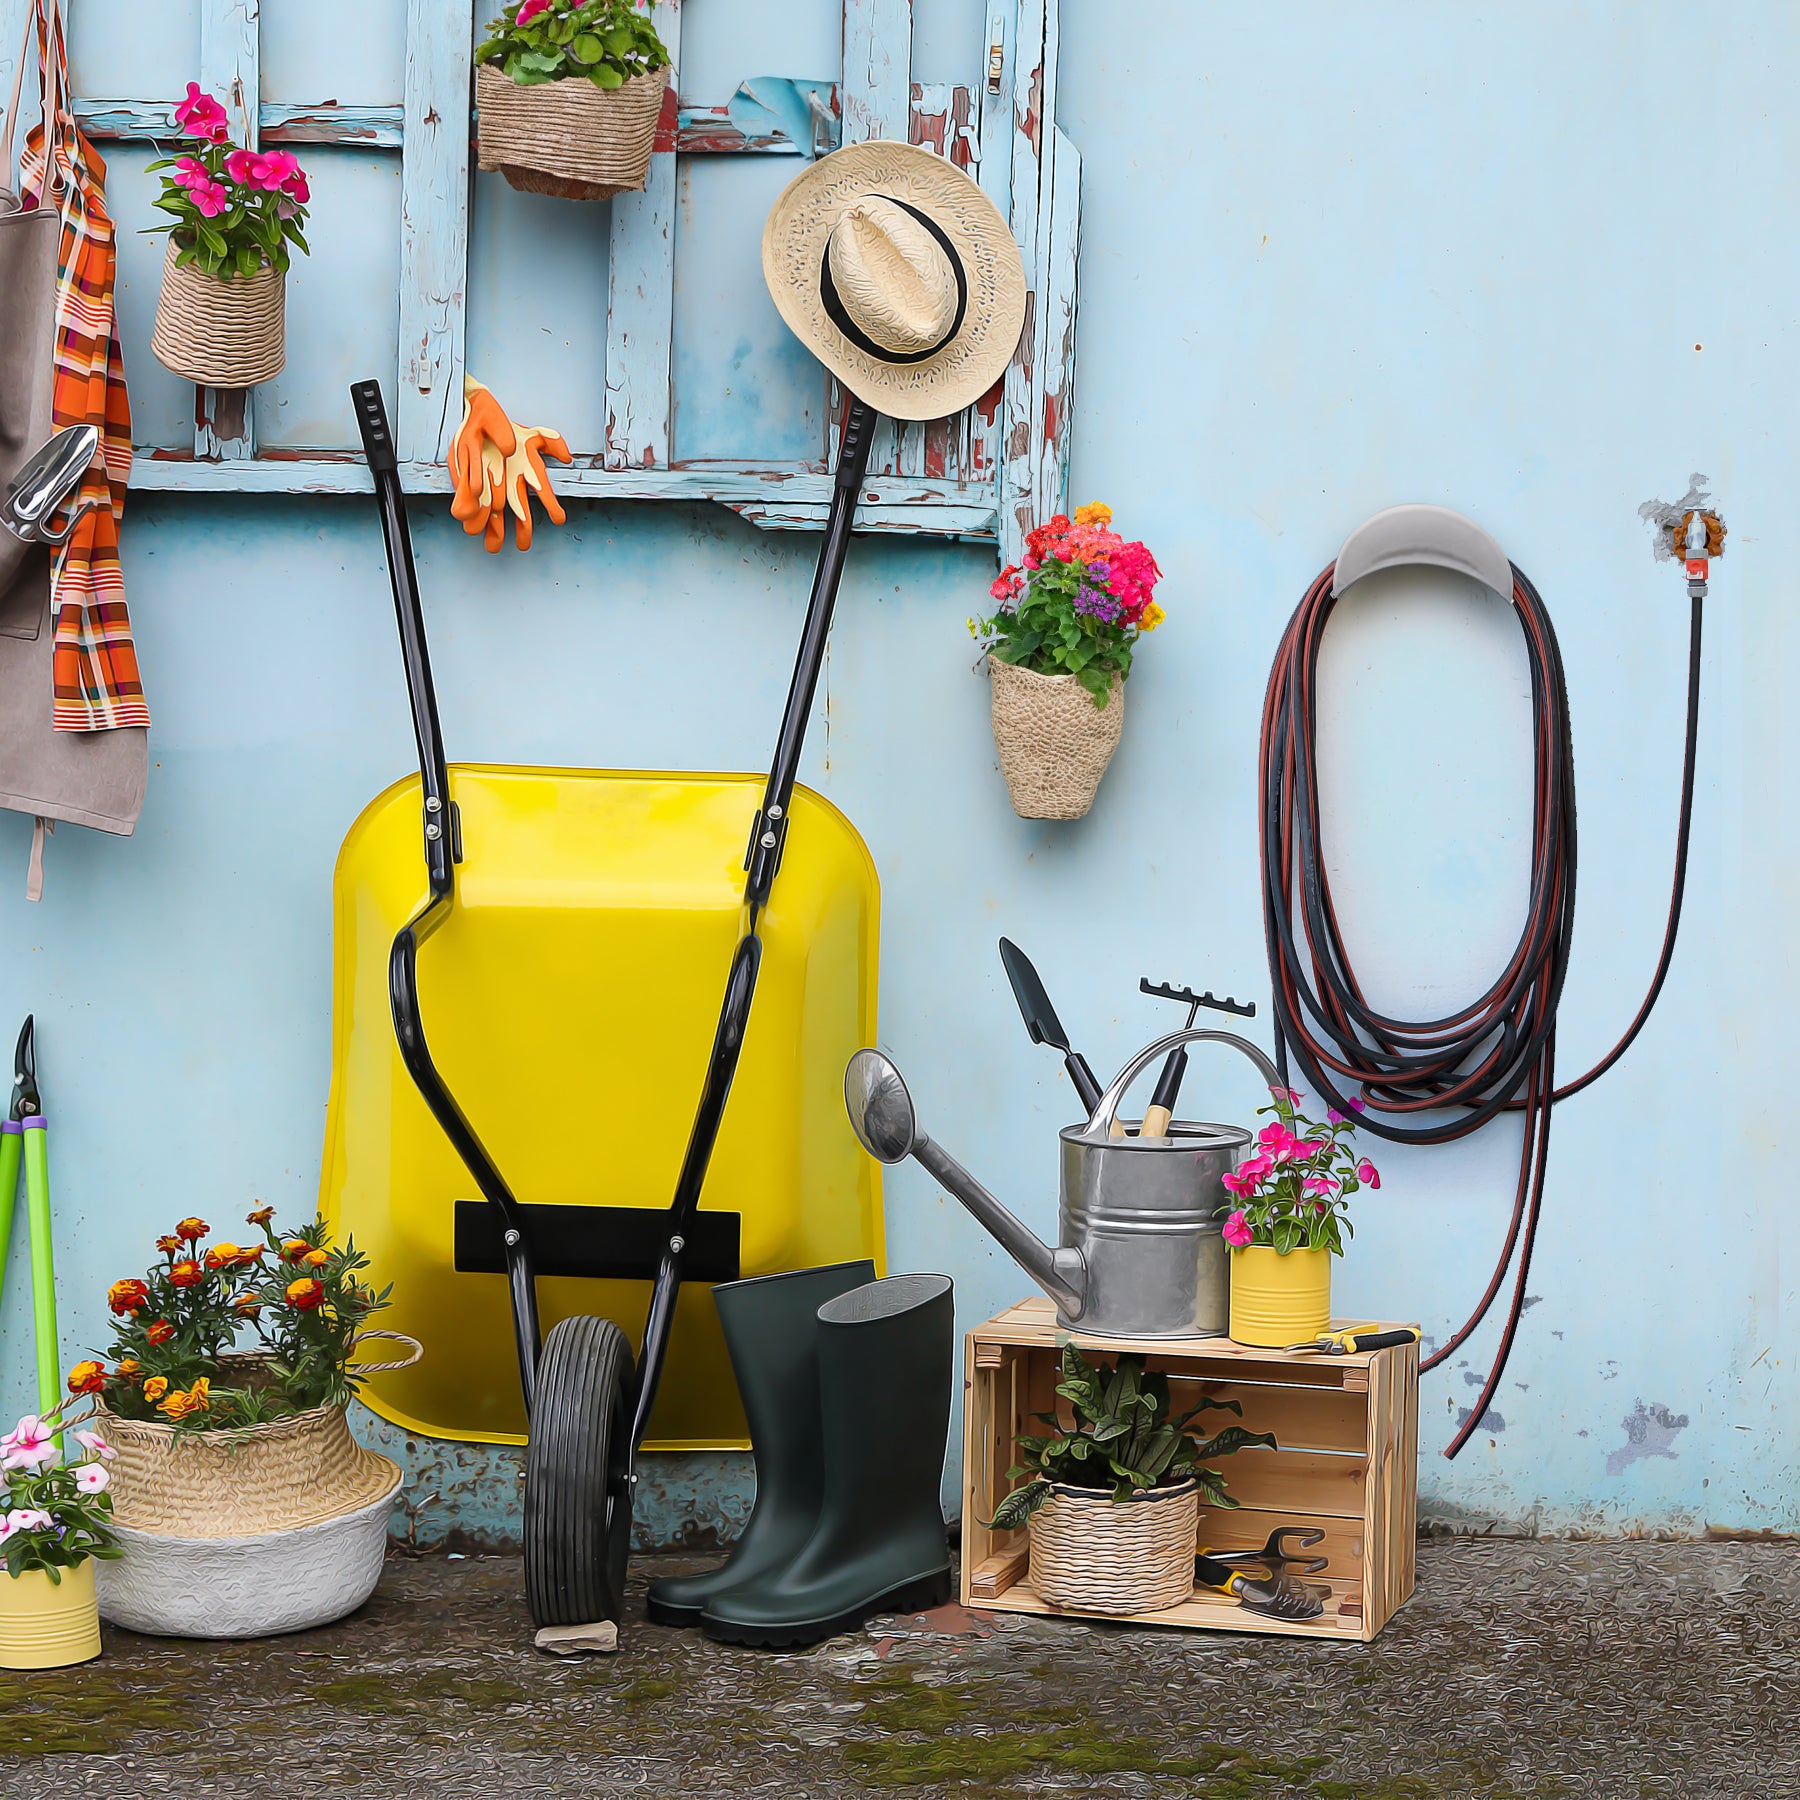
[1,1539,1792,1798]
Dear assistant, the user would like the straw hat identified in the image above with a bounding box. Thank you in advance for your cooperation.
[763,140,1027,421]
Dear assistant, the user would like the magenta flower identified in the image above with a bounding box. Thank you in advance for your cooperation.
[175,82,230,142]
[1268,1087,1304,1106]
[172,154,210,189]
[1356,1158,1381,1190]
[1221,1209,1255,1249]
[515,0,553,21]
[1220,1168,1252,1197]
[1302,1175,1337,1197]
[1347,1096,1367,1112]
[1258,1121,1304,1162]
[224,146,259,186]
[282,171,311,204]
[190,179,230,218]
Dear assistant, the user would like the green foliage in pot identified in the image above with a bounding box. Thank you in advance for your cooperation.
[476,0,671,90]
[988,1344,1276,1531]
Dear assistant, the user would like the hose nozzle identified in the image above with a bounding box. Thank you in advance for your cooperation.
[1681,508,1721,598]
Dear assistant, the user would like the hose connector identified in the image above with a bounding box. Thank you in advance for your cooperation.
[1683,508,1712,598]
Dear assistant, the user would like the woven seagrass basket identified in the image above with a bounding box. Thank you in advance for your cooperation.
[91,1334,420,1539]
[150,240,286,387]
[988,658,1126,821]
[476,63,668,201]
[1028,1479,1198,1614]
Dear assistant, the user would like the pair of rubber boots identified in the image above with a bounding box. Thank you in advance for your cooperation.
[647,1263,954,1648]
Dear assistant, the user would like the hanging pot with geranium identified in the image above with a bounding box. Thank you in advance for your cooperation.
[1218,1088,1379,1347]
[146,84,313,388]
[970,502,1166,820]
[475,0,673,201]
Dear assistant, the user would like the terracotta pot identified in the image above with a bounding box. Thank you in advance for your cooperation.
[0,1560,102,1670]
[988,658,1125,820]
[150,239,285,387]
[476,63,668,201]
[1027,1479,1197,1614]
[1228,1243,1333,1347]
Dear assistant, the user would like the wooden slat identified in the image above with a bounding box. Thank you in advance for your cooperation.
[896,80,950,478]
[989,1573,1366,1640]
[1209,1446,1368,1520]
[395,0,474,467]
[75,99,405,147]
[1194,1505,1366,1583]
[1165,1375,1367,1455]
[605,0,680,470]
[997,0,1045,564]
[968,1543,1028,1601]
[1032,122,1078,528]
[1362,1349,1392,1639]
[195,0,260,461]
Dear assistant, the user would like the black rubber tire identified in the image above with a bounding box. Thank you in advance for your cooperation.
[524,1314,635,1630]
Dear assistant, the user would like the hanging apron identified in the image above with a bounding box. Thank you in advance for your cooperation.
[0,1,145,897]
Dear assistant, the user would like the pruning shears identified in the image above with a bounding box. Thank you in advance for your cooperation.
[0,1016,60,1418]
[1285,1326,1421,1356]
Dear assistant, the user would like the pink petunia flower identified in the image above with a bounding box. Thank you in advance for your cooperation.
[175,82,230,142]
[1,1415,56,1472]
[1356,1159,1381,1189]
[190,179,230,218]
[515,0,553,22]
[74,1462,110,1495]
[1221,1209,1255,1249]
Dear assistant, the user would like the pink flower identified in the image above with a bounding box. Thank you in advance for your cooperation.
[2,1508,53,1539]
[1257,1121,1302,1162]
[1220,1169,1251,1197]
[1267,1087,1304,1106]
[190,179,230,218]
[1,1415,55,1472]
[1356,1159,1381,1190]
[74,1428,115,1461]
[172,154,211,189]
[224,146,259,186]
[1347,1096,1367,1112]
[515,0,553,22]
[281,170,310,205]
[1302,1175,1337,1197]
[74,1462,110,1495]
[258,150,302,191]
[175,82,230,143]
[989,564,1023,602]
[1221,1209,1255,1249]
[1297,1139,1329,1160]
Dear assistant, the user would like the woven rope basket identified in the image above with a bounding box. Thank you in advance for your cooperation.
[1028,1480,1199,1614]
[92,1334,420,1540]
[988,658,1127,821]
[477,63,667,201]
[150,239,286,387]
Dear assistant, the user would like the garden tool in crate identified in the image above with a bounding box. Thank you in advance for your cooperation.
[336,140,1026,1643]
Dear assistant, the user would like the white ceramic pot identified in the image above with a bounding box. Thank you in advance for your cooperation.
[96,1465,400,1639]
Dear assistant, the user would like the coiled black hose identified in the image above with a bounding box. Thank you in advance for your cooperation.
[1260,563,1701,1458]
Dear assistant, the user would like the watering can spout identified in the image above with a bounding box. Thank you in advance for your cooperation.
[844,1049,1087,1319]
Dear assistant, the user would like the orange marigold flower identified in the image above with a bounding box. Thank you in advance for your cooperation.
[116,1358,139,1376]
[302,1249,330,1269]
[246,1204,275,1227]
[284,1277,325,1311]
[67,1360,107,1395]
[145,1319,175,1345]
[233,1294,262,1315]
[175,1217,209,1242]
[169,1259,204,1289]
[280,1239,311,1263]
[1073,500,1113,528]
[203,1242,243,1271]
[234,1245,264,1265]
[155,1235,184,1257]
[107,1278,148,1315]
[142,1376,169,1403]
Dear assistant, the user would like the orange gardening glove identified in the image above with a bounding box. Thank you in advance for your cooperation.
[447,374,518,540]
[495,426,572,552]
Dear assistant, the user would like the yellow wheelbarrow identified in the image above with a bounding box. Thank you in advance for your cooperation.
[322,382,884,1632]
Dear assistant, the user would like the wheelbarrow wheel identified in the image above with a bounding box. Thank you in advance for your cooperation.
[525,1314,635,1630]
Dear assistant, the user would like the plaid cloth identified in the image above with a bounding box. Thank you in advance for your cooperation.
[19,3,146,732]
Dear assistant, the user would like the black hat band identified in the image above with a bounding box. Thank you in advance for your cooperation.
[818,195,970,366]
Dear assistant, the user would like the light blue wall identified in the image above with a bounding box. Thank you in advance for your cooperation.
[2,1,1793,1541]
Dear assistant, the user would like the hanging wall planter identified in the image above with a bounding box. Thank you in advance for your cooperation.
[474,1,673,202]
[972,503,1166,821]
[145,82,313,387]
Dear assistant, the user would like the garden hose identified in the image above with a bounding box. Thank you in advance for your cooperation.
[1259,557,1703,1459]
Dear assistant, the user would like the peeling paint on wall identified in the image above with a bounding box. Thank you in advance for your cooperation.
[1605,1402,1691,1477]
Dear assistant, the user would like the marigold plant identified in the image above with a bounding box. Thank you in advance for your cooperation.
[84,1208,391,1433]
[969,501,1165,706]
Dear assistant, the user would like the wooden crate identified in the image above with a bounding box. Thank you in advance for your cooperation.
[960,1297,1419,1642]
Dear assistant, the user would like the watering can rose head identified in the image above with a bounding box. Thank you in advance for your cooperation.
[970,502,1165,708]
[78,1208,395,1436]
[1218,1088,1375,1257]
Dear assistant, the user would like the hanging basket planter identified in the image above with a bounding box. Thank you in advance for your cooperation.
[988,657,1126,821]
[1027,1479,1199,1615]
[150,239,286,388]
[476,62,668,202]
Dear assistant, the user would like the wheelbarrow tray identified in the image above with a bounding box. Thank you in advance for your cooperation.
[318,761,882,1449]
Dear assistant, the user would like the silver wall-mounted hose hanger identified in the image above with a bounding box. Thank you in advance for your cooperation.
[1259,503,1710,1458]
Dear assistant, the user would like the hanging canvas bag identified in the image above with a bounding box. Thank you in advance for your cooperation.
[0,2,145,896]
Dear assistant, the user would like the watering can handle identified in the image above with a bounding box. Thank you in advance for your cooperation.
[1086,1029,1284,1136]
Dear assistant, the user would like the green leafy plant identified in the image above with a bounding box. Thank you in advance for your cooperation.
[76,1207,393,1435]
[988,1344,1276,1531]
[1218,1086,1378,1258]
[476,0,671,90]
[2,1405,120,1578]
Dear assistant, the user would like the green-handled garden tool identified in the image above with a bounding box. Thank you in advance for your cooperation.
[0,1016,61,1418]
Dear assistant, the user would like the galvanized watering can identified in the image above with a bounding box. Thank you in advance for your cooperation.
[845,1029,1283,1339]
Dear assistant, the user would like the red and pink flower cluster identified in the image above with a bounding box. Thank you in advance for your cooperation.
[165,84,311,219]
[1218,1087,1375,1257]
[989,502,1166,632]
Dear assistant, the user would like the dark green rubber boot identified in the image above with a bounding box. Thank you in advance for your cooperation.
[700,1273,955,1648]
[645,1259,876,1628]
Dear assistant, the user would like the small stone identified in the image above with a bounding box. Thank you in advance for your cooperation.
[534,1619,620,1656]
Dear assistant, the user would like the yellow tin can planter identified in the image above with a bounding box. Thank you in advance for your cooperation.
[1229,1244,1333,1347]
[0,1560,102,1670]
